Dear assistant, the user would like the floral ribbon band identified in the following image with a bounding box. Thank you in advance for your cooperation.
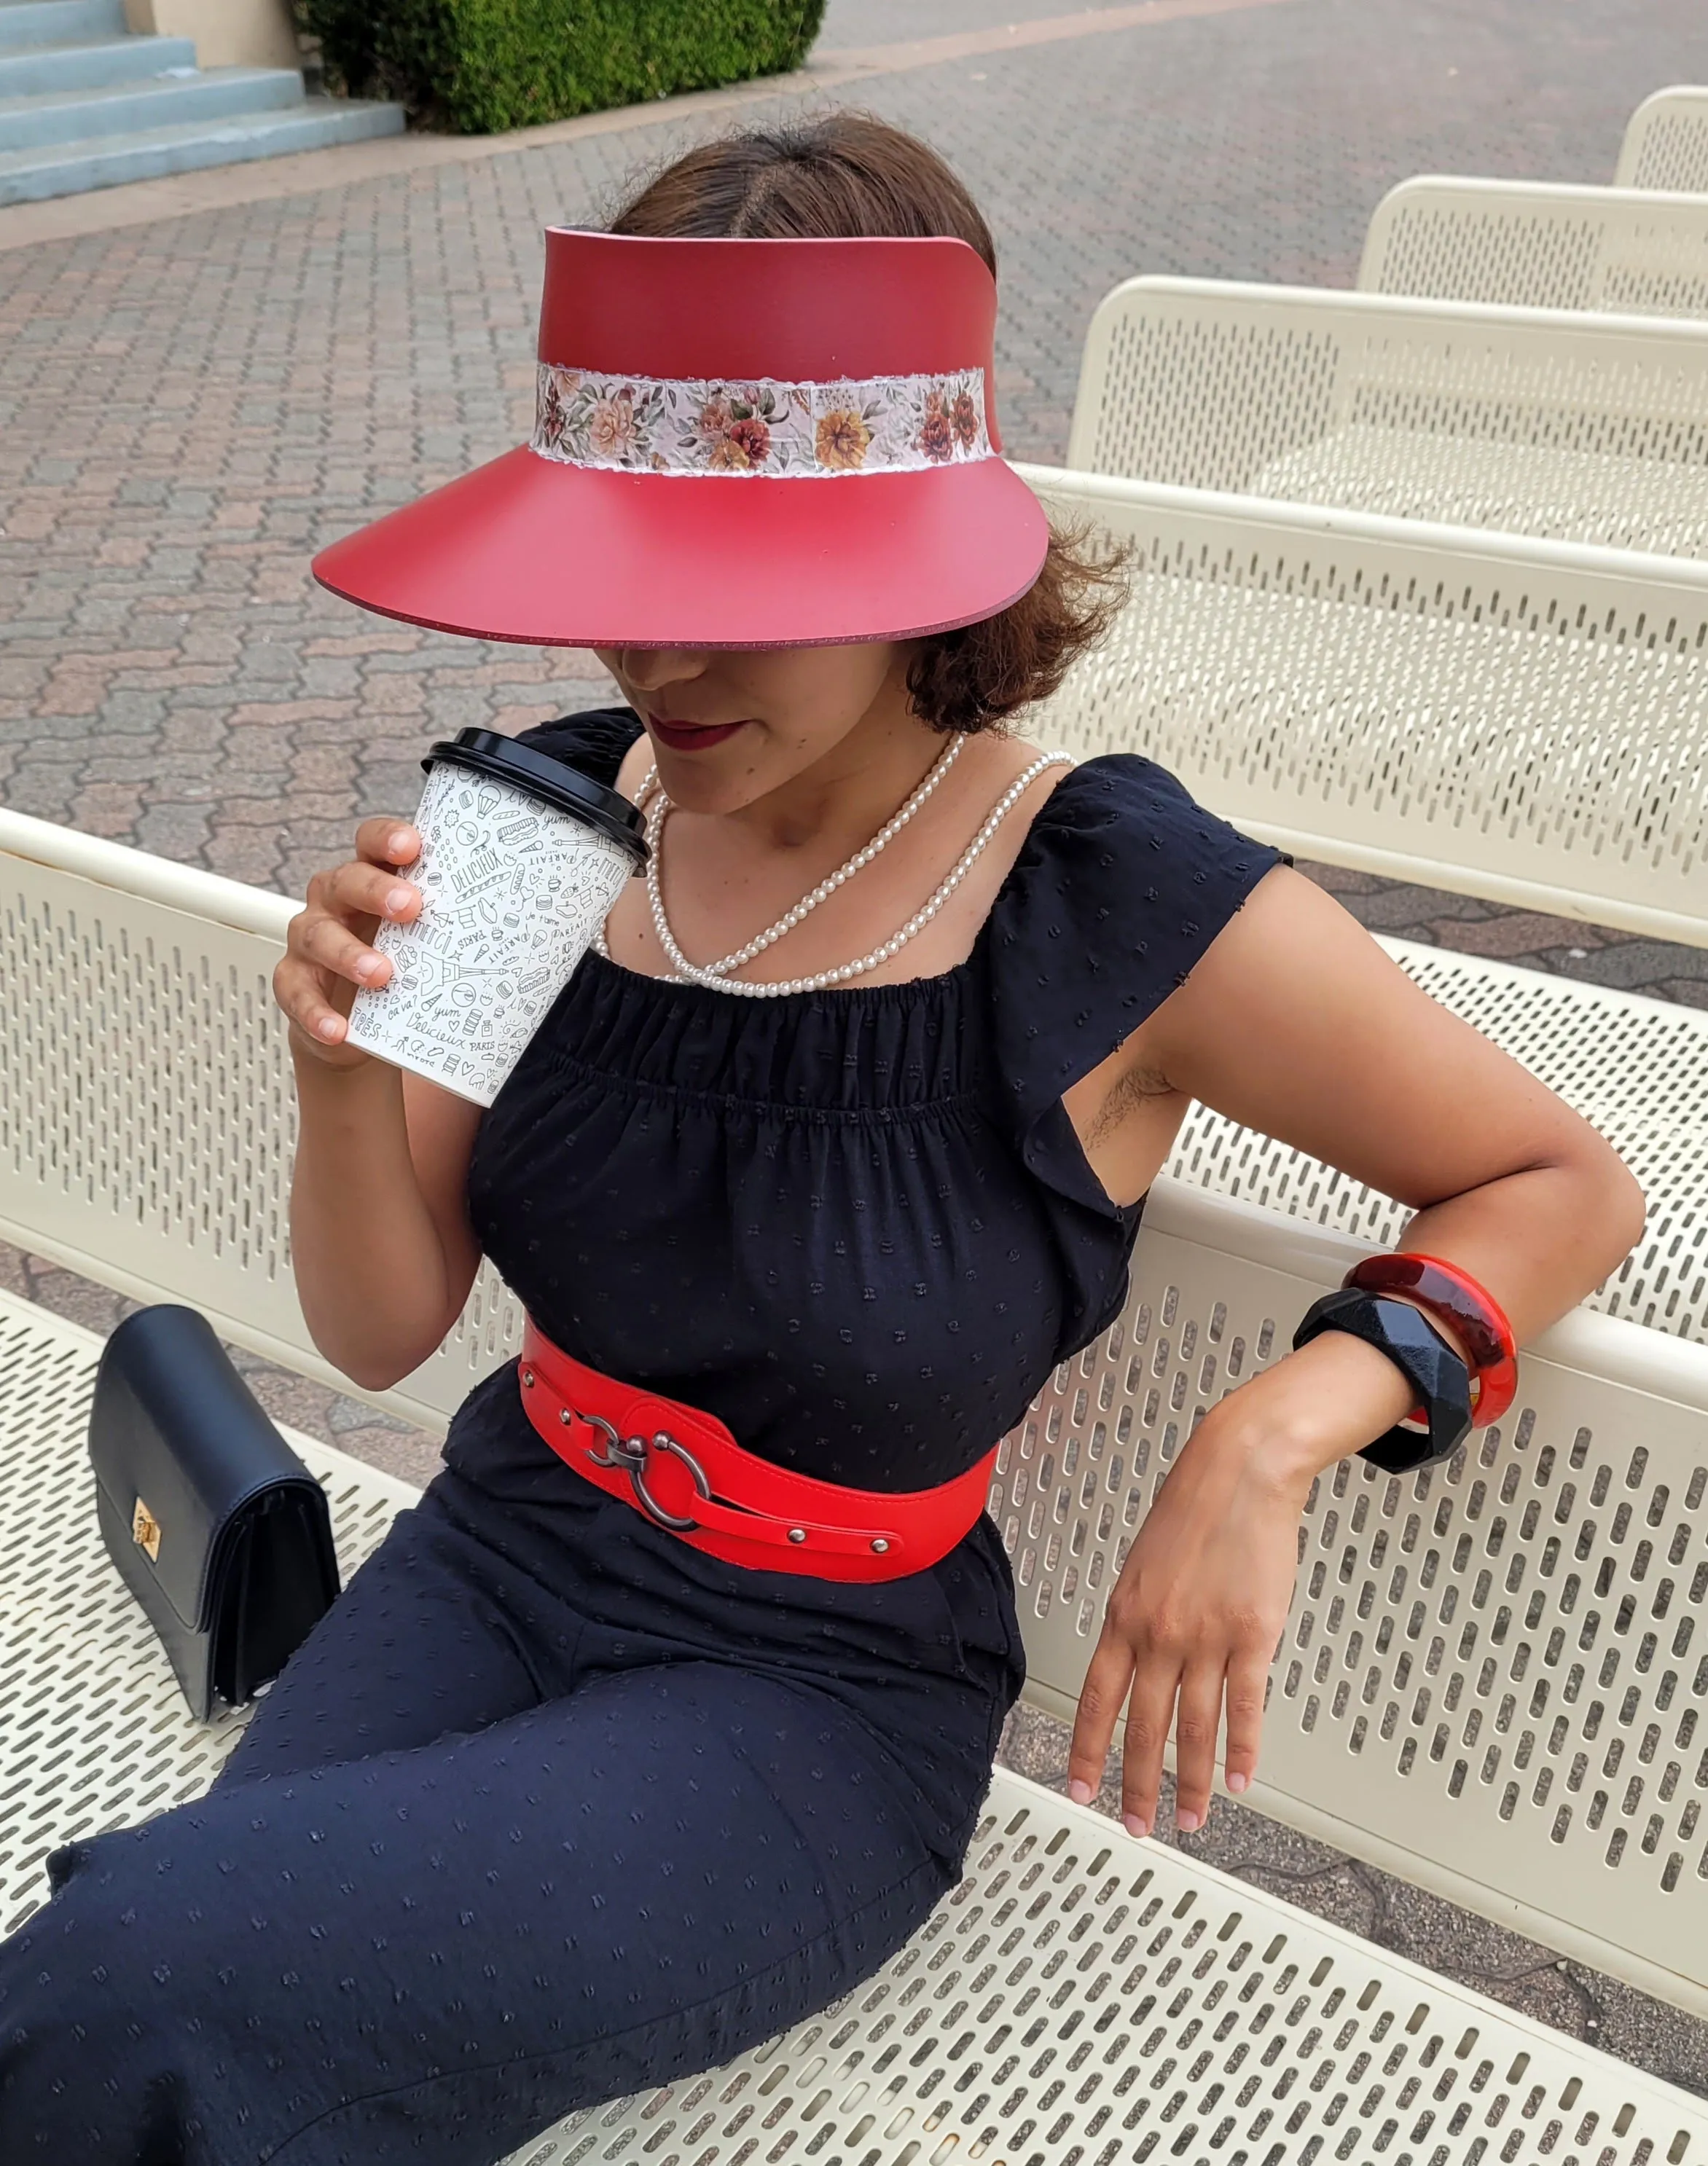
[531,364,993,477]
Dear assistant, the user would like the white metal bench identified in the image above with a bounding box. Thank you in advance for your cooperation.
[1065,277,1708,555]
[4,790,1708,2159]
[1617,85,1708,193]
[1358,177,1708,318]
[1018,468,1708,1347]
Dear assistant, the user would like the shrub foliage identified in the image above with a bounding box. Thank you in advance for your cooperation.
[300,0,826,135]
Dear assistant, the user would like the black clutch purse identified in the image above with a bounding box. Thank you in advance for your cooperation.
[88,1304,342,1722]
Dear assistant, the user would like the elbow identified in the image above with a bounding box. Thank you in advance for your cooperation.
[313,1340,401,1396]
[1581,1137,1648,1280]
[1610,1161,1649,1264]
[305,1325,432,1398]
[342,1357,410,1396]
[300,1290,465,1397]
[347,1303,471,1395]
[341,1338,440,1397]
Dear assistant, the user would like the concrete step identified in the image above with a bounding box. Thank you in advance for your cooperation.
[0,92,405,203]
[0,65,307,151]
[0,0,127,53]
[0,34,199,100]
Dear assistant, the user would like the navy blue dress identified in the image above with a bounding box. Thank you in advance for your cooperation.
[0,708,1282,2166]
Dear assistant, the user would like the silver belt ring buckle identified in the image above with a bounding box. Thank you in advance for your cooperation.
[582,1415,712,1534]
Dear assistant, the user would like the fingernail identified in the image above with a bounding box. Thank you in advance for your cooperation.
[385,886,412,915]
[1123,1814,1148,1840]
[356,953,385,981]
[1227,1772,1249,1794]
[1176,1809,1202,1835]
[1067,1779,1092,1805]
[316,1016,340,1040]
[389,831,412,857]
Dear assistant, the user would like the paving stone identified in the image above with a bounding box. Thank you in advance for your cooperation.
[1425,909,1614,960]
[1548,938,1708,1002]
[132,801,214,855]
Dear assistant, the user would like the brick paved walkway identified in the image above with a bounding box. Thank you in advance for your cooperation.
[4,0,1708,2098]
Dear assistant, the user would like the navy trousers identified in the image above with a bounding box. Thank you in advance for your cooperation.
[0,1456,1020,2165]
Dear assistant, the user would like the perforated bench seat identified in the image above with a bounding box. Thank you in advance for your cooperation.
[5,1285,1707,2166]
[1247,425,1708,555]
[1066,279,1708,557]
[1019,472,1708,953]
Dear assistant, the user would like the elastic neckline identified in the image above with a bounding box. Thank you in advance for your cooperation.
[537,1043,986,1122]
[582,940,976,1010]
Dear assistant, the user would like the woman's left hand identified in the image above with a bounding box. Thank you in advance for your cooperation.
[1065,1327,1419,1837]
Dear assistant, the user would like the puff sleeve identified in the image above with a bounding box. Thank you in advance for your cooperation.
[982,753,1288,1221]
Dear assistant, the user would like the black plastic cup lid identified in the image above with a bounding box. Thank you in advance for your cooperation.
[422,729,648,866]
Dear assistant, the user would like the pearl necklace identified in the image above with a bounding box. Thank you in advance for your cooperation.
[665,732,962,976]
[595,747,1074,997]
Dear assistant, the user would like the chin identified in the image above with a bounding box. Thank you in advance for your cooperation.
[653,756,768,816]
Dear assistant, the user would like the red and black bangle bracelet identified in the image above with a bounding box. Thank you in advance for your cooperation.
[1341,1252,1518,1427]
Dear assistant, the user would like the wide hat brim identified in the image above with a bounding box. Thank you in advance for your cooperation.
[312,445,1049,650]
[312,229,1049,650]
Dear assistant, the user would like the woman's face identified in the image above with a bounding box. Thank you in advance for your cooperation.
[592,640,919,815]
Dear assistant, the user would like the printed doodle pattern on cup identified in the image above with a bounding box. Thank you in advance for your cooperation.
[345,764,632,1107]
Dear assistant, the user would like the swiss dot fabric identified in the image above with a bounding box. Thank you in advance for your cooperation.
[463,706,1285,1496]
[0,1474,1011,2162]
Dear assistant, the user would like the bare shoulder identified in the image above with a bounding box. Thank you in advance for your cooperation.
[966,728,1079,825]
[997,729,1065,780]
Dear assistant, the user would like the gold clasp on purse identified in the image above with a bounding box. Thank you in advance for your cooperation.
[132,1495,162,1563]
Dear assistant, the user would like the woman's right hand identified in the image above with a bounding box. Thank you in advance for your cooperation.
[275,818,423,1069]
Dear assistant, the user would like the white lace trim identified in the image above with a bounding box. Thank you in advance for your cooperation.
[530,364,993,477]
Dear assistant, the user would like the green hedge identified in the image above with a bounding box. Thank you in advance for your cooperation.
[299,0,826,135]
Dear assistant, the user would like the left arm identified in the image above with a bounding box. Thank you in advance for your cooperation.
[1065,865,1645,1837]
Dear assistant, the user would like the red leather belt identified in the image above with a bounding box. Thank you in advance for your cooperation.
[517,1317,995,1583]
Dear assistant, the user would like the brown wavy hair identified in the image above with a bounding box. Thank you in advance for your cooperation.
[608,114,1126,734]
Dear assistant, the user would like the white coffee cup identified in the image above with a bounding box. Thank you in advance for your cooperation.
[344,729,647,1107]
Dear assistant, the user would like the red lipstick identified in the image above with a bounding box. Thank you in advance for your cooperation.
[646,713,749,752]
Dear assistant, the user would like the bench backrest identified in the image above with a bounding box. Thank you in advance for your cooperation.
[1019,464,1708,947]
[0,807,519,1439]
[1167,943,1708,1348]
[1065,277,1708,556]
[1616,84,1708,192]
[1359,177,1708,318]
[4,809,1707,2009]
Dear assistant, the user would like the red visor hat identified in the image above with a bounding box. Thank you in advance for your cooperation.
[311,229,1049,650]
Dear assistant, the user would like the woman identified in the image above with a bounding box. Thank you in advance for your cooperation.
[0,117,1642,2164]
